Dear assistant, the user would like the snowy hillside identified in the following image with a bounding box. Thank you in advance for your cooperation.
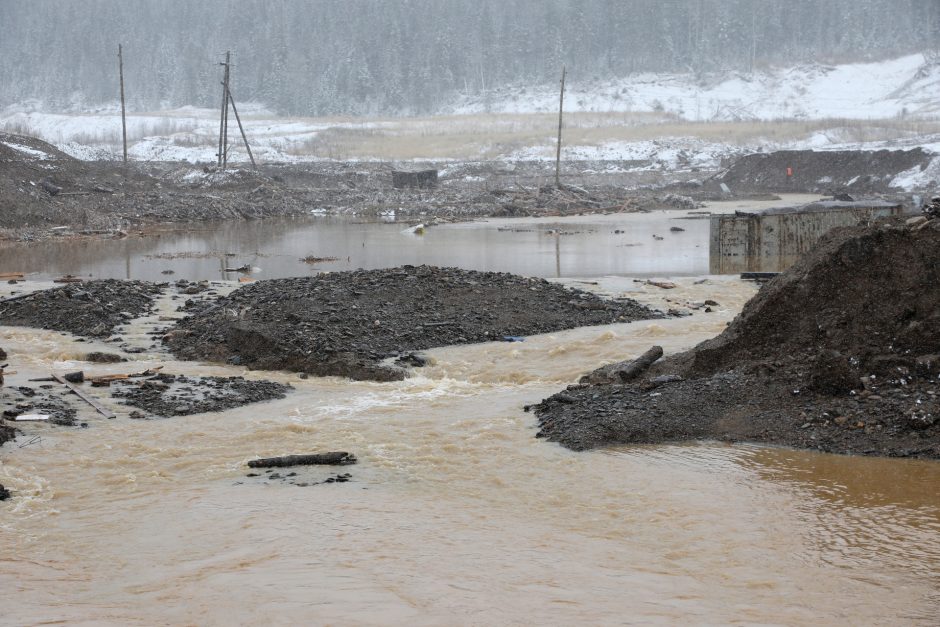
[2,53,940,192]
[447,54,940,121]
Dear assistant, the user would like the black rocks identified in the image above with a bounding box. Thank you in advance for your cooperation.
[110,373,290,417]
[0,280,163,338]
[164,265,662,381]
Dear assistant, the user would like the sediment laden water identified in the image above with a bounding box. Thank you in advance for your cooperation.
[1,277,938,625]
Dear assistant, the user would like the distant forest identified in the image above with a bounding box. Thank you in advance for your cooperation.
[1,0,937,115]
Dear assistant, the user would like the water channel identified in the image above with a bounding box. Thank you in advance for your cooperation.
[1,195,938,624]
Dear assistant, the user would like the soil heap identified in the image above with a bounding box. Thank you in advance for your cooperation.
[532,217,940,458]
[165,265,662,381]
[0,280,162,337]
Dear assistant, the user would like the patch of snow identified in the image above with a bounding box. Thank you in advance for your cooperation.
[890,156,940,191]
[1,141,50,159]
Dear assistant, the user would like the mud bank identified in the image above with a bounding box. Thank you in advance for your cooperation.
[0,279,161,337]
[166,265,662,381]
[532,218,940,458]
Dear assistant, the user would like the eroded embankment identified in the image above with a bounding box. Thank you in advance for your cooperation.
[165,265,663,381]
[713,148,932,194]
[532,217,940,458]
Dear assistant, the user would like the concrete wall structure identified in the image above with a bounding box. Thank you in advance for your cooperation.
[709,200,904,274]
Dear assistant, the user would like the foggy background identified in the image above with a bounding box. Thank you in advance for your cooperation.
[1,0,937,116]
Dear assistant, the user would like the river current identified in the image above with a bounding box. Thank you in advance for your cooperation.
[1,198,938,625]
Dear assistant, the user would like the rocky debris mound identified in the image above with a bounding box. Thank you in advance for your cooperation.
[532,218,940,458]
[0,280,163,337]
[714,149,932,194]
[165,265,662,381]
[111,373,290,417]
[2,385,78,426]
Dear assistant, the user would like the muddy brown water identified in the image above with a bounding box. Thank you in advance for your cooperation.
[2,200,939,624]
[0,195,823,281]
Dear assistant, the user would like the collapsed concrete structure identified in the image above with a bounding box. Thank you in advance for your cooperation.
[709,200,905,273]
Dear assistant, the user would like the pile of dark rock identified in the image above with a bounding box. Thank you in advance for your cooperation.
[0,280,163,337]
[532,218,940,458]
[165,265,662,381]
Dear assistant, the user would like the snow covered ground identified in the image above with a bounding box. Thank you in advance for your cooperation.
[448,53,940,120]
[1,53,938,190]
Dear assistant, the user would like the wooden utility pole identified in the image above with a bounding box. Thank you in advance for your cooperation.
[217,51,230,168]
[225,85,257,169]
[118,44,127,164]
[555,65,566,188]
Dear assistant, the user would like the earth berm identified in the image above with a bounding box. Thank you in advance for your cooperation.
[531,217,940,459]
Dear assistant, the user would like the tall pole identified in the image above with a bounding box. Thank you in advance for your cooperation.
[555,65,566,188]
[217,51,230,168]
[118,44,127,164]
[226,85,257,169]
[222,55,231,169]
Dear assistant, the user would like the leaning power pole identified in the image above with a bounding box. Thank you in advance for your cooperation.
[217,51,231,168]
[225,85,257,169]
[118,44,127,164]
[554,65,566,188]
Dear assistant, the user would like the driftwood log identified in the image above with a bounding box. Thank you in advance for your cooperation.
[579,345,664,385]
[247,452,357,468]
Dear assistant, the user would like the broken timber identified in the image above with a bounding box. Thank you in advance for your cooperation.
[247,452,357,468]
[52,373,116,419]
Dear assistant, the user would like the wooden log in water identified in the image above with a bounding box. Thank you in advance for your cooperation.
[247,452,357,468]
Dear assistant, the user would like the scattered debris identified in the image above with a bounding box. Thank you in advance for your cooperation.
[110,373,290,417]
[53,373,116,419]
[11,413,50,421]
[392,169,438,189]
[642,280,677,289]
[300,255,340,264]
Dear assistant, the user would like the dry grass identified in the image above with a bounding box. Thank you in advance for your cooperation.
[5,109,938,161]
[274,114,940,160]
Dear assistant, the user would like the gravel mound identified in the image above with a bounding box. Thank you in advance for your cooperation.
[532,218,940,458]
[111,374,290,417]
[0,280,163,337]
[166,265,662,381]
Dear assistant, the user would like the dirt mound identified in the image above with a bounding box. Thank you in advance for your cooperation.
[691,221,940,375]
[166,265,662,381]
[714,149,933,193]
[0,280,162,337]
[532,218,940,458]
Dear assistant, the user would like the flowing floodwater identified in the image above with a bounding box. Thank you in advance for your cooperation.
[2,202,939,624]
[0,195,824,281]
